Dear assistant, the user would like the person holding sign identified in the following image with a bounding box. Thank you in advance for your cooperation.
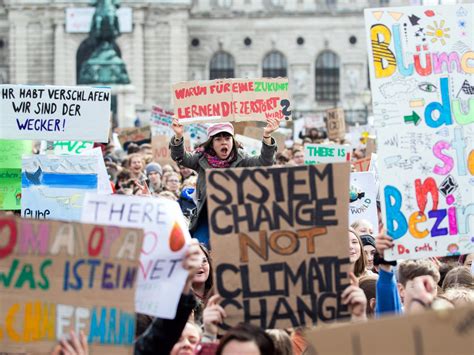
[170,118,281,247]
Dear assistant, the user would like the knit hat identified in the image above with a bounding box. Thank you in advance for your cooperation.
[145,162,162,176]
[360,234,376,249]
[207,122,234,138]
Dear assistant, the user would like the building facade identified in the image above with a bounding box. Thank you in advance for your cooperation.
[1,0,411,127]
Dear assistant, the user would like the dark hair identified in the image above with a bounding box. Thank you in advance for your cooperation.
[397,260,440,287]
[438,262,456,287]
[217,323,275,355]
[191,244,215,324]
[359,275,378,316]
[194,244,214,298]
[200,132,241,157]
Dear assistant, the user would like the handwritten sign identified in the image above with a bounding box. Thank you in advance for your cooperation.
[365,5,474,259]
[0,215,143,354]
[21,155,98,221]
[326,108,346,141]
[152,134,192,166]
[0,85,111,142]
[52,140,94,155]
[349,172,379,235]
[81,194,191,319]
[0,169,21,210]
[0,140,31,210]
[305,306,474,355]
[304,143,351,165]
[352,157,371,172]
[206,164,351,329]
[150,105,174,136]
[117,125,151,147]
[172,78,292,124]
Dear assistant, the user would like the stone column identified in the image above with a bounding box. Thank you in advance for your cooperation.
[53,19,66,85]
[132,9,145,104]
[9,12,28,84]
[168,10,189,106]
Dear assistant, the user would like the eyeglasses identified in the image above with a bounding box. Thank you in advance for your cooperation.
[168,179,180,183]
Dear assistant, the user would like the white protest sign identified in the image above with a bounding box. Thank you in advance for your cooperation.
[0,85,111,142]
[22,155,98,221]
[50,143,112,195]
[81,194,191,318]
[235,134,262,157]
[365,5,474,259]
[89,147,113,195]
[350,172,379,235]
[52,140,94,155]
[304,143,351,165]
[293,118,305,142]
[150,105,174,136]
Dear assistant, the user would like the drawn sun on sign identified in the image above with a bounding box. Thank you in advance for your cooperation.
[426,20,450,45]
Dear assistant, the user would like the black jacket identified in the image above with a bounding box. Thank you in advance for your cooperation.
[134,293,197,355]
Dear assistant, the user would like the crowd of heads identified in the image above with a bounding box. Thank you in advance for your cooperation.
[22,120,472,355]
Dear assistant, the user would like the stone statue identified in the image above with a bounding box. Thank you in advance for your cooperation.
[77,0,130,85]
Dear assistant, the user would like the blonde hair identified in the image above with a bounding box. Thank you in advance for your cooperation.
[442,287,474,307]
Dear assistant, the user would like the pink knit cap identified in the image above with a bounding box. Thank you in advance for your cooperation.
[207,122,234,138]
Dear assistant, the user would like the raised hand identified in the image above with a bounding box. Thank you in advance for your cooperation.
[172,118,184,139]
[182,239,202,294]
[203,294,227,338]
[263,117,282,137]
[342,273,367,321]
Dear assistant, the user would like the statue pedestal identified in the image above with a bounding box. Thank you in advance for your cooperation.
[112,85,136,128]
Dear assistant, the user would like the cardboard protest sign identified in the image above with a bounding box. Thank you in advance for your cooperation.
[152,134,192,166]
[52,140,94,155]
[21,155,98,221]
[0,140,32,210]
[304,143,351,165]
[81,194,191,319]
[349,172,379,234]
[352,156,371,172]
[326,108,346,141]
[0,214,143,354]
[365,136,376,155]
[305,305,474,355]
[206,164,351,329]
[117,125,152,147]
[365,5,474,260]
[172,78,292,124]
[0,85,111,142]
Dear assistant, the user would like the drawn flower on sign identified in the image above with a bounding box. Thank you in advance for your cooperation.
[169,222,186,252]
[426,20,450,45]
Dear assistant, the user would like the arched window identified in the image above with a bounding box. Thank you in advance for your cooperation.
[209,52,235,80]
[262,51,287,78]
[315,51,340,102]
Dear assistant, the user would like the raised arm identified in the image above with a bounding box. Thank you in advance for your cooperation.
[169,118,201,171]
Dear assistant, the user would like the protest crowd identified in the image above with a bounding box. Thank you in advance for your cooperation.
[0,4,473,355]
